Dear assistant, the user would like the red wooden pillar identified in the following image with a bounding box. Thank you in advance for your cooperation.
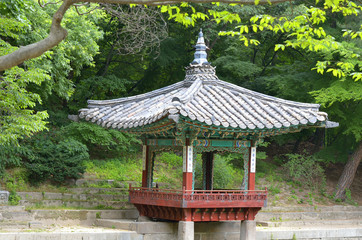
[142,145,149,188]
[182,139,193,191]
[248,145,256,190]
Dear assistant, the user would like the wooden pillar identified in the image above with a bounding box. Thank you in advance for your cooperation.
[142,144,154,188]
[183,139,193,191]
[141,145,149,188]
[202,152,214,190]
[248,145,256,191]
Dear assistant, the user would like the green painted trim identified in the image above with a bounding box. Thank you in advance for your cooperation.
[211,140,234,147]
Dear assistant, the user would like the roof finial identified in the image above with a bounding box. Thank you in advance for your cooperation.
[191,29,209,65]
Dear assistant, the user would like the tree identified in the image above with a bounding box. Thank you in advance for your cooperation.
[0,0,288,72]
[0,0,103,145]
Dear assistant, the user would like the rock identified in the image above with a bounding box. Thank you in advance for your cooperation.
[0,191,9,204]
[68,115,79,122]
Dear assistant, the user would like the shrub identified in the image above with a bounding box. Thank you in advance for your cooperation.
[0,145,27,176]
[158,152,183,168]
[283,153,326,191]
[24,137,88,184]
[194,154,241,189]
[61,122,140,159]
[153,152,183,189]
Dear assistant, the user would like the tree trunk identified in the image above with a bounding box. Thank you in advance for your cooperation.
[334,141,362,200]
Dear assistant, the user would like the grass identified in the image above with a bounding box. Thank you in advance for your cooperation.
[84,158,142,182]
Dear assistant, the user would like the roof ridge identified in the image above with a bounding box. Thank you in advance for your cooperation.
[86,81,185,107]
[178,78,203,103]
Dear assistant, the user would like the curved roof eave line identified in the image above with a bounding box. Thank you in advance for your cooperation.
[87,81,186,107]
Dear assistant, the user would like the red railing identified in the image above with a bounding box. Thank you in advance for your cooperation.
[129,185,267,208]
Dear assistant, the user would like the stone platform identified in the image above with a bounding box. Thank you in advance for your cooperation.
[1,203,361,239]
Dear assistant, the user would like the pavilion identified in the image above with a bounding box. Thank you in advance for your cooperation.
[79,30,337,240]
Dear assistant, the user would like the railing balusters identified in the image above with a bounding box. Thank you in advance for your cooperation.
[129,187,267,205]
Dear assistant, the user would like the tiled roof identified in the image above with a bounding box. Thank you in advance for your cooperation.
[79,64,328,130]
[78,30,331,132]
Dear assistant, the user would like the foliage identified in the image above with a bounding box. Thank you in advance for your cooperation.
[213,155,240,189]
[2,168,28,205]
[0,145,27,176]
[69,75,129,112]
[153,152,183,189]
[23,135,88,185]
[268,185,281,196]
[61,122,140,158]
[14,1,104,100]
[84,158,142,181]
[194,154,242,189]
[0,0,103,146]
[158,152,183,168]
[0,16,49,146]
[283,153,326,191]
[8,190,21,205]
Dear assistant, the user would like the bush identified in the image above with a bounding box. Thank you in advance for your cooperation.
[194,154,241,189]
[61,122,140,159]
[24,137,88,184]
[0,145,28,176]
[8,190,21,205]
[283,153,326,191]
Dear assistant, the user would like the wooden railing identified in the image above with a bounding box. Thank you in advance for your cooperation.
[129,185,267,208]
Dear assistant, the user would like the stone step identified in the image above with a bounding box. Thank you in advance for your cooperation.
[0,230,142,240]
[262,205,362,212]
[0,211,33,221]
[0,206,25,212]
[257,226,362,240]
[261,219,362,227]
[18,191,128,202]
[95,219,177,234]
[19,199,134,209]
[75,179,140,188]
[0,220,42,230]
[31,209,138,222]
[70,187,129,195]
[256,210,362,222]
[96,219,362,239]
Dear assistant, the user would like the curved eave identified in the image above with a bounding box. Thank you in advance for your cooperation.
[94,114,327,139]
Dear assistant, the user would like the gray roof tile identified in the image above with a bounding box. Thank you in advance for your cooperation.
[79,64,328,131]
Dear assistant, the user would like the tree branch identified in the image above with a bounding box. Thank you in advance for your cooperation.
[0,0,290,71]
[0,0,72,71]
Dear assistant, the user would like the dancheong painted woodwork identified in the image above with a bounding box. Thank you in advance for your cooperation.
[78,30,338,222]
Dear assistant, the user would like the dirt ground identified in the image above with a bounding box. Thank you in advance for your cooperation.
[326,163,362,205]
[262,141,361,206]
